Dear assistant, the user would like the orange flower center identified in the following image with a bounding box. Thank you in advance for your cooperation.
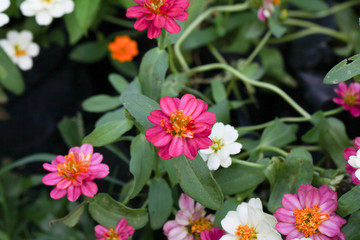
[14,45,27,57]
[188,217,213,240]
[145,0,165,14]
[161,110,194,138]
[294,205,330,237]
[273,0,280,6]
[343,92,358,107]
[56,152,91,181]
[104,228,119,240]
[42,0,52,2]
[235,224,257,240]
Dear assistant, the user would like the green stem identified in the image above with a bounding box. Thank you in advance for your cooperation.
[242,31,272,68]
[323,107,343,116]
[0,179,11,237]
[183,86,214,104]
[105,144,129,164]
[168,46,179,73]
[259,146,288,157]
[174,2,249,71]
[155,156,161,178]
[207,43,228,64]
[187,63,311,118]
[286,145,323,152]
[314,166,325,173]
[288,0,360,19]
[231,158,266,169]
[103,15,135,28]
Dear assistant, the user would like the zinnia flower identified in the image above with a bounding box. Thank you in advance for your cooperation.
[145,94,216,160]
[344,136,360,184]
[108,36,139,63]
[95,218,134,240]
[163,193,215,240]
[42,143,109,202]
[292,238,311,240]
[126,0,189,39]
[275,184,346,240]
[220,198,282,240]
[333,82,360,117]
[257,0,280,21]
[0,30,40,71]
[20,0,74,25]
[199,122,242,170]
[200,227,225,240]
[0,0,10,27]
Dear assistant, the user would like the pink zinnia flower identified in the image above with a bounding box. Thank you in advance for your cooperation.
[163,193,215,240]
[200,227,225,240]
[257,0,280,21]
[145,94,216,160]
[126,0,189,39]
[344,136,360,185]
[333,82,360,117]
[42,143,109,202]
[275,184,346,240]
[95,218,135,240]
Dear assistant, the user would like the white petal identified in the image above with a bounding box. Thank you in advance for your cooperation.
[0,40,15,57]
[199,148,214,155]
[220,156,232,168]
[223,124,238,143]
[17,56,33,71]
[199,151,209,162]
[355,169,360,181]
[50,3,65,17]
[248,198,263,210]
[0,13,9,27]
[0,0,10,12]
[357,149,360,158]
[236,203,250,226]
[211,122,225,139]
[208,154,221,170]
[220,235,237,240]
[262,213,277,228]
[20,2,36,16]
[348,156,360,168]
[6,31,19,44]
[247,206,260,228]
[223,142,242,155]
[35,10,53,25]
[221,210,241,235]
[62,0,74,13]
[20,30,33,43]
[27,43,39,57]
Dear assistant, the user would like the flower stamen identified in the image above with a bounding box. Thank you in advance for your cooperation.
[235,224,257,240]
[14,45,27,57]
[188,217,213,240]
[145,0,165,14]
[56,152,91,181]
[161,110,194,138]
[294,205,330,237]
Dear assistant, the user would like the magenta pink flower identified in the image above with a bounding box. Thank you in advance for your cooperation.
[42,143,109,202]
[126,0,189,39]
[344,137,360,185]
[200,227,225,240]
[145,94,216,160]
[275,184,346,240]
[333,82,360,117]
[95,218,134,240]
[163,193,215,240]
[257,0,280,21]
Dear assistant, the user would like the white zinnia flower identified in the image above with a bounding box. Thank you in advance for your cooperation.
[0,30,40,71]
[348,149,360,180]
[20,0,74,26]
[220,198,282,240]
[0,0,10,27]
[199,122,242,170]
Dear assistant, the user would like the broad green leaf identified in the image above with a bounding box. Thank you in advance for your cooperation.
[186,0,206,27]
[139,47,168,101]
[82,94,121,113]
[288,0,329,11]
[74,0,101,34]
[342,211,360,239]
[211,79,227,103]
[319,118,350,169]
[110,57,138,77]
[108,73,129,94]
[302,111,328,143]
[121,78,142,95]
[323,54,360,84]
[161,158,178,187]
[337,186,360,217]
[82,119,133,146]
[89,193,148,229]
[208,100,230,124]
[161,74,187,98]
[174,155,223,210]
[259,119,298,148]
[128,134,155,199]
[57,116,84,147]
[183,27,218,50]
[148,178,173,230]
[95,108,125,128]
[50,200,87,227]
[64,12,83,45]
[214,198,239,227]
[266,149,313,212]
[268,17,287,38]
[69,42,106,63]
[120,93,160,130]
[114,0,137,8]
[213,164,266,195]
[0,47,24,95]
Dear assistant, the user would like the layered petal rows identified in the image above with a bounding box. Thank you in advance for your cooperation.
[344,137,360,184]
[95,218,134,240]
[333,82,360,117]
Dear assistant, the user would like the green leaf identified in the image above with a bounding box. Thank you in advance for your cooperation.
[120,93,160,130]
[302,111,328,143]
[337,186,360,217]
[82,119,133,146]
[161,74,187,98]
[64,12,83,45]
[128,134,155,199]
[110,58,138,77]
[174,155,223,210]
[0,47,24,95]
[211,79,227,103]
[319,118,350,169]
[259,119,298,148]
[74,0,101,34]
[139,47,169,101]
[208,100,230,124]
[342,211,360,239]
[148,178,173,230]
[214,198,239,227]
[268,17,287,38]
[57,116,84,147]
[82,94,121,113]
[89,193,148,230]
[186,0,206,27]
[288,0,329,11]
[266,149,313,212]
[108,73,129,94]
[69,41,106,64]
[95,108,125,128]
[183,27,218,50]
[114,0,137,8]
[50,200,87,227]
[323,53,360,84]
[161,21,186,47]
[213,164,266,195]
[161,158,178,187]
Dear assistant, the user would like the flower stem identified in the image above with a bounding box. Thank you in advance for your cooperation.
[259,146,288,157]
[187,63,311,118]
[167,45,179,73]
[323,107,344,116]
[207,43,228,64]
[242,30,272,68]
[0,179,12,238]
[174,2,249,71]
[231,158,267,169]
[103,15,135,28]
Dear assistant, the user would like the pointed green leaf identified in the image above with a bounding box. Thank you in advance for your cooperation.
[259,119,298,148]
[95,108,126,128]
[342,211,360,239]
[74,0,101,34]
[69,41,106,63]
[323,54,360,84]
[214,198,239,227]
[108,73,129,94]
[337,186,360,217]
[161,74,187,98]
[0,47,24,95]
[50,200,87,227]
[82,94,121,113]
[57,116,84,147]
[211,79,227,103]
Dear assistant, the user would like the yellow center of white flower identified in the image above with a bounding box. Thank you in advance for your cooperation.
[235,224,257,240]
[211,137,224,152]
[42,0,52,3]
[14,45,27,57]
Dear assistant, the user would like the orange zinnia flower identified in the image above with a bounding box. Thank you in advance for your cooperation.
[108,36,138,63]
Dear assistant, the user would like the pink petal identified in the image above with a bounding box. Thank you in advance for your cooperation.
[344,147,357,161]
[183,138,198,159]
[56,179,72,189]
[81,181,98,197]
[67,185,82,202]
[282,194,302,211]
[349,106,360,117]
[168,225,188,240]
[175,11,188,21]
[175,209,192,225]
[79,143,93,155]
[166,7,185,17]
[126,5,146,18]
[42,172,62,185]
[147,23,162,39]
[89,163,109,179]
[68,147,80,155]
[191,99,206,119]
[134,16,151,31]
[354,137,360,149]
[50,187,67,199]
[304,188,320,208]
[319,199,337,214]
[91,153,103,164]
[183,98,198,116]
[164,17,181,33]
[163,220,180,235]
[285,229,304,240]
[133,0,144,5]
[52,155,66,165]
[153,15,166,28]
[318,219,340,237]
[195,137,212,149]
[158,144,172,160]
[95,225,109,237]
[145,126,165,140]
[179,94,195,111]
[149,130,172,147]
[195,112,216,125]
[43,163,57,171]
[161,96,177,116]
[169,136,184,158]
[275,207,295,223]
[148,110,167,125]
[276,222,298,235]
[179,193,194,212]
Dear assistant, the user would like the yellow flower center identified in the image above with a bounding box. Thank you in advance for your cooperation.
[103,228,119,240]
[42,0,52,2]
[14,45,27,57]
[56,152,91,181]
[161,110,194,138]
[210,137,224,152]
[188,217,213,240]
[294,205,330,237]
[145,0,165,14]
[235,224,257,240]
[343,92,358,107]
